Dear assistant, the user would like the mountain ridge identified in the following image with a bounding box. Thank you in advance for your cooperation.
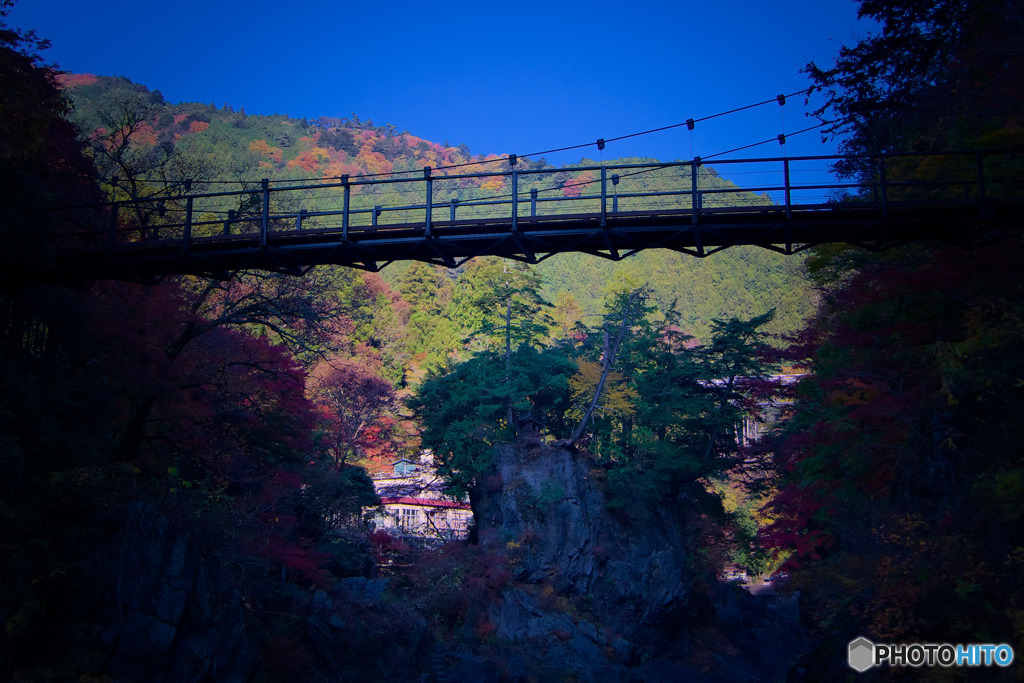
[60,73,818,341]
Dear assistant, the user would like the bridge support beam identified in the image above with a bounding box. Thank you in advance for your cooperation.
[26,150,1024,289]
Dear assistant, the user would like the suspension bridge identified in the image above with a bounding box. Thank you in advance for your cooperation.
[8,149,1022,287]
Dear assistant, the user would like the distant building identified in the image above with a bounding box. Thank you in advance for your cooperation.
[369,451,472,542]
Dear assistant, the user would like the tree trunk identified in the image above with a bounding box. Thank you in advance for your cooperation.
[569,291,638,446]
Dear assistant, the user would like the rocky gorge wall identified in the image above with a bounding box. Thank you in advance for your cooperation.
[66,502,257,681]
[463,443,806,681]
[473,444,701,639]
[9,445,805,682]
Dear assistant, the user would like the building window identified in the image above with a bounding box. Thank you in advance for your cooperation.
[399,507,419,531]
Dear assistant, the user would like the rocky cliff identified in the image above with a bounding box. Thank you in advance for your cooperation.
[474,444,700,640]
[462,443,805,681]
[7,446,803,682]
[68,502,257,681]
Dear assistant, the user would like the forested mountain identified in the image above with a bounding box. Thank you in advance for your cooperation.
[61,73,817,344]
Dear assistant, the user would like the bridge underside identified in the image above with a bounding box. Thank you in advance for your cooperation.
[13,203,1022,287]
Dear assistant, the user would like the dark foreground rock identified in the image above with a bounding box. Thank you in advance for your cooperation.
[14,446,803,682]
[70,502,257,682]
[459,444,806,681]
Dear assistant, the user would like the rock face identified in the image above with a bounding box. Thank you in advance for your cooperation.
[70,502,256,682]
[467,444,805,681]
[473,445,700,640]
[34,448,802,682]
[305,577,432,680]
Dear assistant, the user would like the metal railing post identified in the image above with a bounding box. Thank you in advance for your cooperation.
[450,197,459,224]
[530,188,538,217]
[510,155,518,233]
[783,158,792,222]
[612,174,619,213]
[424,166,433,238]
[225,209,235,236]
[260,178,270,247]
[372,206,381,227]
[341,175,350,240]
[691,157,701,223]
[296,209,306,231]
[600,165,607,227]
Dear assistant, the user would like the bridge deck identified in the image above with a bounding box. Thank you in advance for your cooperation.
[45,202,1015,284]
[6,151,1022,286]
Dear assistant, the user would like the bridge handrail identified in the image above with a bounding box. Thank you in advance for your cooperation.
[39,148,1022,257]
[43,148,1021,210]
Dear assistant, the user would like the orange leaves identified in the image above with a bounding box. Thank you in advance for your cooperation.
[418,149,438,167]
[188,120,209,134]
[249,138,279,156]
[56,73,98,88]
[480,176,504,192]
[355,149,393,176]
[287,147,333,174]
[92,120,158,153]
[322,161,362,179]
[249,139,283,166]
[562,171,595,198]
[134,121,159,147]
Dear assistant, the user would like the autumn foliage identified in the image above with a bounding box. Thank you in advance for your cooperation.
[760,243,1024,660]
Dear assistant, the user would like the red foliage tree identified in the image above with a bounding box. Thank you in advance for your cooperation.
[761,242,1024,657]
[308,359,398,465]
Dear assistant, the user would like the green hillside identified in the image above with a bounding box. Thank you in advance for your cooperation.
[62,74,817,342]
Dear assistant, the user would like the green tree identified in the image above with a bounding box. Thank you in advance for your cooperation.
[549,290,585,342]
[447,258,554,436]
[604,310,778,507]
[409,346,575,497]
[808,0,1024,172]
[449,257,552,354]
[394,261,455,359]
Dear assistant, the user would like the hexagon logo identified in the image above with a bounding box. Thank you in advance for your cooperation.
[848,637,875,672]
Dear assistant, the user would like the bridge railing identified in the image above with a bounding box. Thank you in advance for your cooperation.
[48,149,1023,253]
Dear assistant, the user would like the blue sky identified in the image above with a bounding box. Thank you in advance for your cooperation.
[7,0,869,166]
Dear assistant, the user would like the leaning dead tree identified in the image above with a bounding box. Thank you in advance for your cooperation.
[567,289,642,446]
